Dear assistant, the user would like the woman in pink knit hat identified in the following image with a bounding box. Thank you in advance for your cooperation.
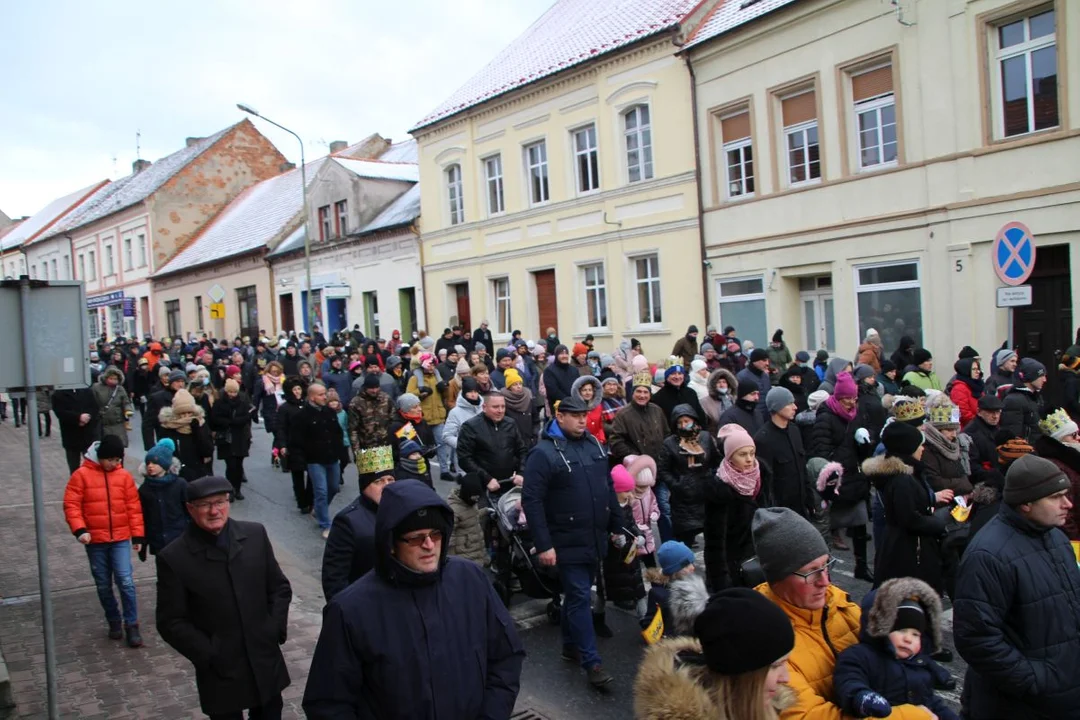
[702,424,762,591]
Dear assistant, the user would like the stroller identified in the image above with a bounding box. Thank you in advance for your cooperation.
[486,484,562,624]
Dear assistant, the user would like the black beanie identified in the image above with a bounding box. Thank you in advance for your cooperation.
[393,505,450,541]
[958,346,980,360]
[693,588,794,675]
[750,347,769,363]
[363,373,381,390]
[97,434,125,460]
[913,348,932,366]
[882,421,924,456]
[772,329,784,343]
[892,599,927,635]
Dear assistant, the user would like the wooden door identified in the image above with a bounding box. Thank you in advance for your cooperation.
[534,269,558,338]
[1012,244,1072,405]
[455,283,471,332]
[280,293,295,332]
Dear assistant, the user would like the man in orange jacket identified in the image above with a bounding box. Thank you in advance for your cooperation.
[63,434,146,648]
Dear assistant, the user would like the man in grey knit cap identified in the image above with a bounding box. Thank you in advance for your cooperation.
[753,388,810,516]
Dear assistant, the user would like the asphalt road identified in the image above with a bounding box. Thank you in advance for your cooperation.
[134,410,964,719]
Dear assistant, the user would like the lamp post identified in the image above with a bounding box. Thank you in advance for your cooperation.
[236,103,315,335]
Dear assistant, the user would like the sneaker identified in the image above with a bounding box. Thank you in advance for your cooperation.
[124,624,143,648]
[108,620,123,640]
[561,645,581,664]
[587,665,613,688]
[299,505,313,515]
[321,529,330,539]
[234,489,245,501]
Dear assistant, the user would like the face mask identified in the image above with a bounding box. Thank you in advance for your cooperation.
[202,377,210,386]
[677,423,699,438]
[717,386,728,394]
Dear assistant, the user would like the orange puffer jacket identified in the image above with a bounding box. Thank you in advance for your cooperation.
[63,457,145,543]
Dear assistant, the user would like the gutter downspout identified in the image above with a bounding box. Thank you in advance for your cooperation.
[680,49,712,325]
[415,221,428,337]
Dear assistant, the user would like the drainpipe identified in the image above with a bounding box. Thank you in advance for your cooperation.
[65,234,76,278]
[681,50,712,325]
[415,223,429,335]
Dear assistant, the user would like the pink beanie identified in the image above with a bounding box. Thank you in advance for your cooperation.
[717,423,754,457]
[611,465,635,493]
[623,454,657,487]
[631,355,650,373]
[833,371,858,399]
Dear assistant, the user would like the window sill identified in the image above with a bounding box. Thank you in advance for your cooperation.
[575,189,601,198]
[574,330,612,340]
[983,125,1064,150]
[857,160,898,174]
[788,178,821,190]
[724,193,755,203]
[625,325,669,336]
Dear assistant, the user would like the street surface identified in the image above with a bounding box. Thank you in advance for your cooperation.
[0,412,964,718]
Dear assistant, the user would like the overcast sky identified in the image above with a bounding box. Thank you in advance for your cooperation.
[0,0,556,218]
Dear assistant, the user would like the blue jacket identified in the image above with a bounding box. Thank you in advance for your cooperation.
[521,419,621,565]
[833,590,957,720]
[302,480,525,719]
[323,368,354,406]
[954,504,1080,719]
[320,495,378,603]
[138,471,189,555]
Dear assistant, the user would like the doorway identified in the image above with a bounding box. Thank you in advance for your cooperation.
[1012,244,1072,406]
[800,276,835,353]
[533,269,558,338]
[450,282,471,331]
[327,297,347,335]
[237,286,259,340]
[399,287,418,337]
[362,291,379,338]
[280,293,295,333]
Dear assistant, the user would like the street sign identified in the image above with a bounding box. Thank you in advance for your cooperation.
[207,283,226,303]
[209,302,225,319]
[996,285,1032,308]
[992,221,1036,286]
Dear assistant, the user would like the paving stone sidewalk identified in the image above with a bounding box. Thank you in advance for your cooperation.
[0,422,324,719]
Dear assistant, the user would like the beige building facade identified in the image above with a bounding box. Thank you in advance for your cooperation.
[686,0,1078,377]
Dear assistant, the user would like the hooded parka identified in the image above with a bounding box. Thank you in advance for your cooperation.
[91,366,132,445]
[657,404,719,537]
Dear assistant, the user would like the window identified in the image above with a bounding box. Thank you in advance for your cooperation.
[633,254,662,325]
[446,164,464,225]
[717,277,767,349]
[484,155,504,215]
[41,263,48,280]
[492,277,511,335]
[624,105,654,183]
[852,65,897,170]
[87,251,96,280]
[62,255,69,279]
[105,245,115,276]
[855,261,922,350]
[137,233,147,267]
[363,291,380,338]
[123,237,133,270]
[781,90,820,185]
[721,111,754,199]
[318,205,331,241]
[236,285,258,338]
[335,200,348,236]
[50,259,57,279]
[165,300,181,338]
[195,296,204,330]
[995,9,1057,137]
[525,141,549,205]
[573,125,600,193]
[582,263,608,329]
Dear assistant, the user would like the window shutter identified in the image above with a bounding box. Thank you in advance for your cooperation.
[852,65,893,102]
[782,91,817,127]
[721,112,751,142]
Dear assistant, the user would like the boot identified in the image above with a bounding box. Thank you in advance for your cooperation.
[108,620,123,640]
[587,665,613,688]
[851,527,873,582]
[124,623,143,648]
[854,561,875,583]
[592,613,613,638]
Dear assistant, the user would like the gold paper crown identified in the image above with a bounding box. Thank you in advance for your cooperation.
[357,445,395,476]
[892,397,926,423]
[927,402,961,427]
[633,371,654,388]
[1039,408,1078,439]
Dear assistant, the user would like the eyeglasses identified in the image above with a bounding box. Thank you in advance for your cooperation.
[189,498,229,511]
[399,530,443,548]
[791,557,837,584]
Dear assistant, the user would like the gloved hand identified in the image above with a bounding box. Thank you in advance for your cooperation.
[420,445,438,459]
[436,381,448,393]
[854,690,892,718]
[611,534,627,549]
[418,386,433,399]
[854,427,871,445]
[634,535,646,548]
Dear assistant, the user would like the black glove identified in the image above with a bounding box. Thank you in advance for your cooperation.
[420,445,438,459]
[418,386,433,399]
[435,381,448,393]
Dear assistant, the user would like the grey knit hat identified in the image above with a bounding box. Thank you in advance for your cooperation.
[167,369,187,384]
[752,507,830,583]
[1004,454,1070,506]
[852,363,876,383]
[765,386,795,414]
[396,393,421,412]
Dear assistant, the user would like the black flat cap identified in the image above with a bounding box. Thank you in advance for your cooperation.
[186,476,233,502]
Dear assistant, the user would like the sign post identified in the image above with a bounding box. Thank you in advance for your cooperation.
[992,221,1036,351]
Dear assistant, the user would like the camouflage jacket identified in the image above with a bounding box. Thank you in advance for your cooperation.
[348,391,393,451]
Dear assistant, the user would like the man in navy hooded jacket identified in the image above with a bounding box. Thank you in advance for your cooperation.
[302,479,524,719]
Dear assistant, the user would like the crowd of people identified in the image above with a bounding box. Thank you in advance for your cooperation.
[29,318,1080,718]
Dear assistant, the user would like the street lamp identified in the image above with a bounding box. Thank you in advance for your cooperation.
[236,103,315,336]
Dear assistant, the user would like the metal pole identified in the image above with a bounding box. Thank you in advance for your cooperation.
[19,277,59,719]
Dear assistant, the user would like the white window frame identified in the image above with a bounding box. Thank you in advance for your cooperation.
[123,236,133,270]
[717,276,768,348]
[855,93,897,171]
[446,164,464,226]
[87,250,96,281]
[524,141,550,206]
[784,119,821,187]
[853,259,922,344]
[581,262,608,331]
[572,125,600,195]
[491,276,512,336]
[335,200,348,236]
[483,154,505,216]
[630,253,662,327]
[624,104,654,183]
[991,8,1058,139]
[51,259,58,279]
[137,233,147,267]
[105,244,115,276]
[723,137,754,200]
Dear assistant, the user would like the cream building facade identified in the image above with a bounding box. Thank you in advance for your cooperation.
[686,0,1078,379]
[410,1,712,359]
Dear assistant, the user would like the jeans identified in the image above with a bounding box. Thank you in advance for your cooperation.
[207,693,283,720]
[85,540,138,626]
[558,562,601,669]
[432,423,450,474]
[307,463,341,529]
[653,482,675,544]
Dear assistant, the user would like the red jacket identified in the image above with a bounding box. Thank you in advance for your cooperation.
[949,379,979,428]
[63,457,145,543]
[586,405,606,445]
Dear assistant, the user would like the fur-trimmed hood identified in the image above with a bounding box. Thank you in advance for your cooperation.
[99,365,126,384]
[861,454,914,478]
[634,636,793,720]
[708,368,737,401]
[862,577,943,652]
[570,374,602,411]
[667,573,709,637]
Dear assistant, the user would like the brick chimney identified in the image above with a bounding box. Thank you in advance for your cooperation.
[132,159,152,174]
[329,140,348,154]
[186,137,203,147]
[279,161,296,173]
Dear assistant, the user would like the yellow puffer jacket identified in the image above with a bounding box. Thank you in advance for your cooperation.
[406,372,447,426]
[757,583,934,720]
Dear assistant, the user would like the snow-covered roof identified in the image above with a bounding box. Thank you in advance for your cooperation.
[377,139,418,164]
[267,224,307,258]
[43,124,237,239]
[4,180,108,251]
[411,0,698,131]
[683,0,800,49]
[154,157,328,277]
[332,157,419,183]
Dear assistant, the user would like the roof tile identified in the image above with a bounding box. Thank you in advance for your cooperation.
[683,0,799,49]
[4,180,108,251]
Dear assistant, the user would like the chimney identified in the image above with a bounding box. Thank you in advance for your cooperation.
[132,159,152,174]
[279,161,296,173]
[329,140,348,154]
[186,136,203,147]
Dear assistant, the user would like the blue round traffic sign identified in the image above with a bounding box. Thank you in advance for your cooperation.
[993,222,1035,287]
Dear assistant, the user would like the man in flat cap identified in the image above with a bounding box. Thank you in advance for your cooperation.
[156,476,292,719]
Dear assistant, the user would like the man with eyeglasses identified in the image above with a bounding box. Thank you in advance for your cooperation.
[752,507,937,719]
[303,479,524,718]
[156,476,293,720]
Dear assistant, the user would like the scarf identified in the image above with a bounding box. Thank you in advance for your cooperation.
[718,457,760,497]
[956,374,985,397]
[825,395,857,422]
[677,426,705,456]
[500,386,534,414]
[158,406,204,433]
[400,455,428,477]
[923,422,960,461]
[263,373,282,394]
[601,397,625,423]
